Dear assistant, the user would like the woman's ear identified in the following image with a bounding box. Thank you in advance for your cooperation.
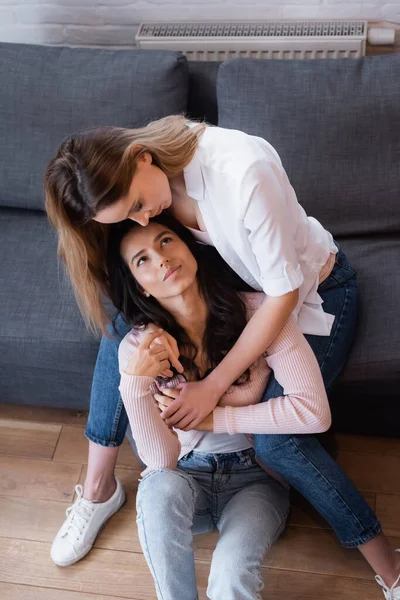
[143,291,150,298]
[136,150,152,165]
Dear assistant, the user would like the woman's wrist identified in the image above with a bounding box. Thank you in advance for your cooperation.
[204,372,228,400]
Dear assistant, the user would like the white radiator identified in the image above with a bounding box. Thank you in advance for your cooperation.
[135,20,368,61]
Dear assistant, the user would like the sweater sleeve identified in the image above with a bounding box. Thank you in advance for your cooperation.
[118,332,181,474]
[213,316,331,435]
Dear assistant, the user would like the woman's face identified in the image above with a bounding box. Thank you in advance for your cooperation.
[120,222,198,301]
[94,153,172,227]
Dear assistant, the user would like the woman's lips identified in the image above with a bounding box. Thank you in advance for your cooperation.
[163,266,181,281]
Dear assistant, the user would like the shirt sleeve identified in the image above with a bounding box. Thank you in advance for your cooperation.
[118,332,181,475]
[242,160,304,297]
[212,316,331,435]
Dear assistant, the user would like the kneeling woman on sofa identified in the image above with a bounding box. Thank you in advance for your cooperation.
[103,213,395,600]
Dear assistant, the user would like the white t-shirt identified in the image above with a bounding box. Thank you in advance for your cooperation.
[184,124,337,336]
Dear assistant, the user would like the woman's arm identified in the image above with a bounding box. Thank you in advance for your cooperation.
[118,331,181,474]
[210,316,331,435]
[206,290,298,396]
[159,317,331,436]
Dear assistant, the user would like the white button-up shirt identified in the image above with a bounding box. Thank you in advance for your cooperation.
[184,125,337,336]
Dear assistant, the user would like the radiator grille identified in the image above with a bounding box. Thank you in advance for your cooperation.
[137,21,366,39]
[136,20,367,60]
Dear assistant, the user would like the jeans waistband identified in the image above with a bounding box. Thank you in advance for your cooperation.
[180,447,256,471]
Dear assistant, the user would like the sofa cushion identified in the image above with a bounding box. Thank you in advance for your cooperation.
[0,208,99,409]
[217,55,400,238]
[0,43,188,212]
[338,236,400,384]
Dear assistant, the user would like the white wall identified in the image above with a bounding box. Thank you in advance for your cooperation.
[0,1,399,47]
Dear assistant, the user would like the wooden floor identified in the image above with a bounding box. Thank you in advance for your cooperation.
[0,404,399,599]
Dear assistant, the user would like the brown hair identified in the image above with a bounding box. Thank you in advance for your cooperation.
[45,115,206,335]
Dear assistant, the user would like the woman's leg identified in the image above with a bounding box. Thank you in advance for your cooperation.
[83,313,131,501]
[136,468,212,600]
[208,475,289,600]
[254,249,400,587]
[51,313,131,567]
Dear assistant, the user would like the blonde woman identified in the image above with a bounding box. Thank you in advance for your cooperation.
[45,117,399,598]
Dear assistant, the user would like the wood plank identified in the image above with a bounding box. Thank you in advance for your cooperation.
[264,528,400,580]
[0,419,61,460]
[337,451,400,495]
[53,425,141,469]
[0,540,384,600]
[375,494,400,537]
[335,434,400,457]
[288,490,376,530]
[0,538,211,600]
[0,496,68,544]
[0,456,82,502]
[0,495,141,553]
[0,582,129,600]
[0,404,88,427]
[259,569,382,599]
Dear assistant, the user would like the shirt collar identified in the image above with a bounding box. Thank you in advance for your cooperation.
[183,149,205,203]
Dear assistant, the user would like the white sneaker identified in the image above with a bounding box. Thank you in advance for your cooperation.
[51,477,126,567]
[376,550,400,599]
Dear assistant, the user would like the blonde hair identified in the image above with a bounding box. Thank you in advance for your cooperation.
[45,115,206,335]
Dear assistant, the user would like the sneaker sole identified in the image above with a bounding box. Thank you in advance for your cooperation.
[52,490,127,567]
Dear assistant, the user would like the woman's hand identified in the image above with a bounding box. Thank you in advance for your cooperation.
[146,324,184,377]
[158,379,220,431]
[154,387,214,431]
[154,387,180,411]
[124,329,174,379]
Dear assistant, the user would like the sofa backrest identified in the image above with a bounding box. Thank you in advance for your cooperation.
[0,43,188,211]
[217,55,400,238]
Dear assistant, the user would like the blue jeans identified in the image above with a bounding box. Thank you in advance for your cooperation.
[85,245,381,547]
[136,448,289,600]
[254,246,381,547]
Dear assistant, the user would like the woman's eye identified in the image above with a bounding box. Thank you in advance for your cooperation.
[130,201,143,215]
[161,236,172,246]
[137,255,147,267]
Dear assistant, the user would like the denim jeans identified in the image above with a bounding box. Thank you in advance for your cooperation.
[85,244,381,547]
[136,448,289,600]
[254,246,381,547]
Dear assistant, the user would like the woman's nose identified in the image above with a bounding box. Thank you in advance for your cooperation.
[134,212,151,227]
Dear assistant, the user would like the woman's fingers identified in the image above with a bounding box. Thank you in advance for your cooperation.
[142,329,163,348]
[154,393,171,409]
[162,404,187,426]
[150,346,169,359]
[160,359,171,372]
[161,369,174,378]
[151,334,184,374]
[160,388,180,399]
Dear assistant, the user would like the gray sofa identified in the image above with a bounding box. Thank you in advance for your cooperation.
[0,42,399,437]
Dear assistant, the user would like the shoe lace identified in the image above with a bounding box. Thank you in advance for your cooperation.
[376,575,391,599]
[376,559,400,600]
[61,485,95,540]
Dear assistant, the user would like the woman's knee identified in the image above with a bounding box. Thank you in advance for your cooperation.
[137,469,196,516]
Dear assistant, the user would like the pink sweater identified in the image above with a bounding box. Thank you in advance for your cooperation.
[118,293,331,476]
